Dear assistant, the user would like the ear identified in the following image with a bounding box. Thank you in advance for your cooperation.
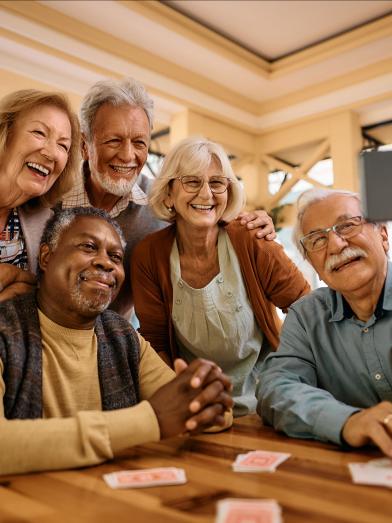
[38,244,52,273]
[81,133,89,161]
[379,224,389,254]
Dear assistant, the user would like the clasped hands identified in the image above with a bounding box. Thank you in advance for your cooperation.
[148,358,233,439]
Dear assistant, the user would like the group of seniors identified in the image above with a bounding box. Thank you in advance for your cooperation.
[0,76,391,476]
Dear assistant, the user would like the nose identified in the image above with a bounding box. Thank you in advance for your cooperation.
[117,140,135,163]
[327,229,349,254]
[197,179,213,198]
[92,250,114,271]
[40,138,57,161]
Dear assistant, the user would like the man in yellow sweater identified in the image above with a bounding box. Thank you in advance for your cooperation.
[0,207,233,475]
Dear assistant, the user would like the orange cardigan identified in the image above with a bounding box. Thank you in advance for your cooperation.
[131,221,310,364]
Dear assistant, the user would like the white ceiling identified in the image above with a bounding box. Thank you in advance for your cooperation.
[1,0,391,134]
[165,0,392,60]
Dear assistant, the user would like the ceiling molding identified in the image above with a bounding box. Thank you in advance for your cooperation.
[0,0,258,113]
[258,57,392,115]
[123,0,271,77]
[271,13,392,77]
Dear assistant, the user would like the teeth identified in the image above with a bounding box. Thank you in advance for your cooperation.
[192,204,213,210]
[111,165,137,174]
[27,162,50,176]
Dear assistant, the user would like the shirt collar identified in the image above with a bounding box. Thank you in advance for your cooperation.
[330,260,392,322]
[62,161,148,218]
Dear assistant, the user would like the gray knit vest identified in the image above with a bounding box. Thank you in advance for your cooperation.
[0,293,140,419]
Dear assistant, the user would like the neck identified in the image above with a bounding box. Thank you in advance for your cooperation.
[37,291,97,330]
[85,173,121,212]
[342,264,387,322]
[176,221,220,257]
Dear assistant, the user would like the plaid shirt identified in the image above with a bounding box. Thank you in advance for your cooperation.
[62,163,148,218]
[0,208,28,269]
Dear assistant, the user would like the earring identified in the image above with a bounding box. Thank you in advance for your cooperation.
[167,206,174,212]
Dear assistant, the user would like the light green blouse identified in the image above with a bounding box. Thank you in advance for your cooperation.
[170,229,270,416]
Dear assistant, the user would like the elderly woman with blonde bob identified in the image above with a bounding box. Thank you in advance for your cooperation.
[131,137,309,416]
[0,89,80,300]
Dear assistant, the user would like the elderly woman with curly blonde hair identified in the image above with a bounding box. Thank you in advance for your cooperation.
[131,136,309,416]
[0,89,80,300]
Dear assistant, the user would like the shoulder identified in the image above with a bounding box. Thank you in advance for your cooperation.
[225,220,285,257]
[133,225,176,257]
[0,293,37,325]
[288,287,332,318]
[98,309,138,337]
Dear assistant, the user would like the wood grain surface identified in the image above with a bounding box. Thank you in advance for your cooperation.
[1,415,391,522]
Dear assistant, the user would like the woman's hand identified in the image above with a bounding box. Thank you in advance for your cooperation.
[0,264,36,302]
[236,210,276,240]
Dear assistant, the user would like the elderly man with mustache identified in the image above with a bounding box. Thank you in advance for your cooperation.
[257,188,392,457]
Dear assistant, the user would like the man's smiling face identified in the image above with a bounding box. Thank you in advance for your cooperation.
[38,216,125,327]
[302,195,389,297]
[83,103,150,197]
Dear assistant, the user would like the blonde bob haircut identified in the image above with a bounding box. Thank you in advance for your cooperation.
[149,136,245,223]
[0,89,80,207]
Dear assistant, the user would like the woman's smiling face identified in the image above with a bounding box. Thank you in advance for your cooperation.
[167,159,229,231]
[0,104,71,203]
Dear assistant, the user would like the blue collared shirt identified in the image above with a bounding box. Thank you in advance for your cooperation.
[257,262,392,445]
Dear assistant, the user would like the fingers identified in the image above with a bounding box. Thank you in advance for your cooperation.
[185,403,226,432]
[342,402,392,457]
[189,385,233,414]
[185,358,221,389]
[174,358,188,376]
[197,367,233,392]
[367,423,392,457]
[257,230,277,240]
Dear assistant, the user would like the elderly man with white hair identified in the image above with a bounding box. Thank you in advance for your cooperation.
[257,188,392,457]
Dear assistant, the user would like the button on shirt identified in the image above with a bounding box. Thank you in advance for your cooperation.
[257,261,392,445]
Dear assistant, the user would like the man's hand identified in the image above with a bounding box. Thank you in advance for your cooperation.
[148,358,233,439]
[342,401,392,457]
[0,264,36,302]
[236,210,276,240]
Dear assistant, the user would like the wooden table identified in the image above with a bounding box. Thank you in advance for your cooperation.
[1,415,391,522]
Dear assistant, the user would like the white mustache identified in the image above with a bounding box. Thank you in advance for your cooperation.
[325,246,367,272]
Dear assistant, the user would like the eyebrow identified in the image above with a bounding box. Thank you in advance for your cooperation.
[31,120,71,143]
[74,232,123,250]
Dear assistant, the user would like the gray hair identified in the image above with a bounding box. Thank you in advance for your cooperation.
[293,188,361,257]
[40,207,126,252]
[80,77,154,141]
[149,136,245,223]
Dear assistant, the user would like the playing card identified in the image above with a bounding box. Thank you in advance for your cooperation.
[232,451,291,472]
[348,462,392,488]
[103,467,187,489]
[215,498,282,523]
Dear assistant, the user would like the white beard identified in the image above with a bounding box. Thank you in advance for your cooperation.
[93,168,138,197]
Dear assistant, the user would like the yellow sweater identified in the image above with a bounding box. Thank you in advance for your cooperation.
[0,310,175,475]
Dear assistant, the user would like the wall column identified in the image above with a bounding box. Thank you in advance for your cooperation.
[329,111,362,191]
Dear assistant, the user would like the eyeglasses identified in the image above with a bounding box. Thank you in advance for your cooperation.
[300,216,365,253]
[176,175,231,194]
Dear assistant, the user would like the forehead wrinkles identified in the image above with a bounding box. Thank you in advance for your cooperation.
[302,196,360,234]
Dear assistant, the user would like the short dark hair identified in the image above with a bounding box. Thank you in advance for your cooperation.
[40,206,126,252]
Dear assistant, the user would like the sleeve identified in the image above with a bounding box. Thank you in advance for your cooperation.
[254,239,310,312]
[256,308,359,445]
[131,240,172,361]
[0,338,175,476]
